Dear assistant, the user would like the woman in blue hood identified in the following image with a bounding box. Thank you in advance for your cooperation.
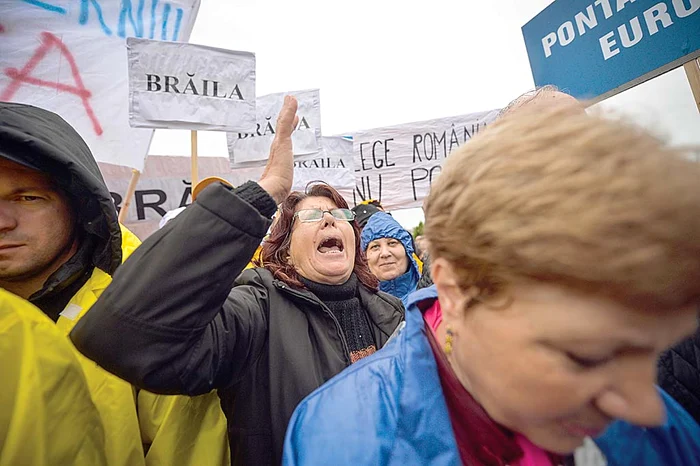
[361,212,420,303]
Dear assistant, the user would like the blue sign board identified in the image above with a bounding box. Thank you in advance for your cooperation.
[522,0,700,101]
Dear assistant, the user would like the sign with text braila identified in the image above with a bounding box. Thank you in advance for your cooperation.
[227,89,322,165]
[0,0,200,171]
[351,110,499,211]
[522,0,700,101]
[228,136,355,205]
[127,37,256,131]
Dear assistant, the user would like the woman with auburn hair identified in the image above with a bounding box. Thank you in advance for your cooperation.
[284,106,700,466]
[70,97,404,466]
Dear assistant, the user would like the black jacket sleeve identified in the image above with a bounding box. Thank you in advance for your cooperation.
[658,323,700,424]
[70,182,275,395]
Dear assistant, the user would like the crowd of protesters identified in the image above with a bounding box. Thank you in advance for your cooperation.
[1,89,699,466]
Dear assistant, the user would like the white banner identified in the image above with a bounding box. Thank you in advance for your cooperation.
[294,136,352,170]
[293,136,354,202]
[101,155,232,238]
[351,110,500,210]
[127,37,256,131]
[0,0,200,171]
[227,89,322,165]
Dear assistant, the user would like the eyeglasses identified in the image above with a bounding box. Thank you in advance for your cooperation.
[294,208,356,223]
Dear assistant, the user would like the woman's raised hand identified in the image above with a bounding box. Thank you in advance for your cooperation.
[259,95,299,204]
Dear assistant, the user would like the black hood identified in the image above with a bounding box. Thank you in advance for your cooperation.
[0,102,121,274]
[351,203,383,228]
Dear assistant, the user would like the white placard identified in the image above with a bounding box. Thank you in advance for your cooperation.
[127,37,256,131]
[227,136,355,206]
[0,0,200,171]
[351,110,500,210]
[228,165,355,208]
[227,89,322,165]
[292,136,354,202]
[294,136,353,171]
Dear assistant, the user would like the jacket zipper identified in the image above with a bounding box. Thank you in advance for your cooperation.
[275,283,352,365]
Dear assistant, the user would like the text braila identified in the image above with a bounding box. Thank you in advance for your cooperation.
[146,73,245,99]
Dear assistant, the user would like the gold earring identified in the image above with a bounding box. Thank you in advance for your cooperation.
[444,326,454,356]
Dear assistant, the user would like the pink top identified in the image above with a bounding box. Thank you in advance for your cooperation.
[515,434,555,466]
[423,300,555,466]
[423,301,442,334]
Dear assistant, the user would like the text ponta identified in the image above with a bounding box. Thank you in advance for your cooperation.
[541,0,698,61]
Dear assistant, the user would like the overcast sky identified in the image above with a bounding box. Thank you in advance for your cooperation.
[149,0,700,229]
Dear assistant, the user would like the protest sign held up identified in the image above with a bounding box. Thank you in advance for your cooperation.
[0,0,201,171]
[351,110,499,211]
[229,136,355,206]
[127,37,256,132]
[294,136,353,171]
[295,136,355,203]
[227,89,322,165]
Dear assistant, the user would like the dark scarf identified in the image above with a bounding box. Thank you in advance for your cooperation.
[29,236,95,322]
[301,274,377,363]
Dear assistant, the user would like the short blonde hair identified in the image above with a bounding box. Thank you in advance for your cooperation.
[496,85,561,118]
[424,106,700,310]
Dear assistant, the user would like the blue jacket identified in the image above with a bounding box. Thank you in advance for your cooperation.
[360,212,420,303]
[283,286,700,466]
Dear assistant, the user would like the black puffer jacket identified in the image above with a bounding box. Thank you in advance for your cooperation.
[658,318,700,425]
[71,182,404,465]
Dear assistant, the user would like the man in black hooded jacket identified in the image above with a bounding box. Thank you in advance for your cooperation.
[0,102,229,466]
[0,102,122,319]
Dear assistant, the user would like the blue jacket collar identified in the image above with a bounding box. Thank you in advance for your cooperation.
[391,288,460,465]
[379,264,420,302]
[405,285,439,311]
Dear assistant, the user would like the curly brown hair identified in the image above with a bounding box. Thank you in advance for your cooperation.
[258,183,379,291]
[425,105,700,311]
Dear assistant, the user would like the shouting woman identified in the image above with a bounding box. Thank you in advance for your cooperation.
[70,97,404,465]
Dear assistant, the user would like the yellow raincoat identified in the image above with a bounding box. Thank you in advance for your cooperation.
[0,289,107,466]
[55,226,230,466]
[246,244,263,269]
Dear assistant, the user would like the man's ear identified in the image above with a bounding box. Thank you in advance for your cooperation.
[431,257,478,325]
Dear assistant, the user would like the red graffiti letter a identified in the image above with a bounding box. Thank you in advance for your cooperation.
[1,32,103,136]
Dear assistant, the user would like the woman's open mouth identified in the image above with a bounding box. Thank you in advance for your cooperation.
[318,237,344,255]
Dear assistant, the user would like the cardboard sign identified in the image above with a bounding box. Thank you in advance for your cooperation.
[127,37,256,131]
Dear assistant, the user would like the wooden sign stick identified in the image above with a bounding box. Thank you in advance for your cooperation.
[118,168,141,224]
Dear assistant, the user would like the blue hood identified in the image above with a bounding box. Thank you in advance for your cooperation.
[361,212,420,301]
